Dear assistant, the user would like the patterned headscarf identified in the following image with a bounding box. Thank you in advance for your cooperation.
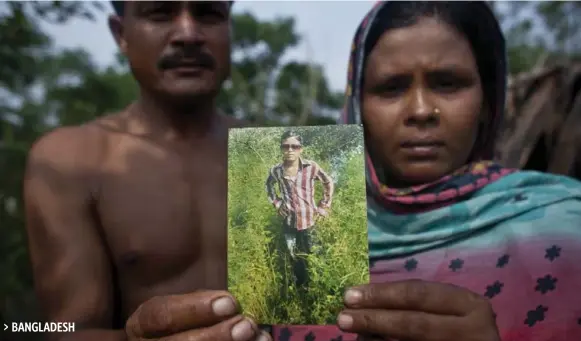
[341,1,515,212]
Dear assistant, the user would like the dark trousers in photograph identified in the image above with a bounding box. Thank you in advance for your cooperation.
[282,220,317,290]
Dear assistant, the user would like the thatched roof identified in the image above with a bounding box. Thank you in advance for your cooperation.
[495,62,581,180]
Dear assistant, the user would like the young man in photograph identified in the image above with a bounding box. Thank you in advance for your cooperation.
[265,131,335,290]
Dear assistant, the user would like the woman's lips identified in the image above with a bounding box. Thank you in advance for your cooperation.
[400,140,445,158]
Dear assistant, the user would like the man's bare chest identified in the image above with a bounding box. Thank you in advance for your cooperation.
[95,140,229,289]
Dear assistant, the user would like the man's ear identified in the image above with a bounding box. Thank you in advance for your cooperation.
[108,15,128,55]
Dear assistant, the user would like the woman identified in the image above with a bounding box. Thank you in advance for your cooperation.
[271,2,581,341]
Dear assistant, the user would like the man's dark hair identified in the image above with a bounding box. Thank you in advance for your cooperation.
[280,130,302,145]
[111,1,124,16]
[111,1,236,17]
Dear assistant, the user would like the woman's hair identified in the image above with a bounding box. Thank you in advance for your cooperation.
[363,1,506,128]
[280,130,303,145]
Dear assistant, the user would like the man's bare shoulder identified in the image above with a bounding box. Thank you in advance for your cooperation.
[27,112,124,173]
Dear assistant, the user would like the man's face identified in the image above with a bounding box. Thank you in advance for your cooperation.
[281,137,302,162]
[109,1,231,103]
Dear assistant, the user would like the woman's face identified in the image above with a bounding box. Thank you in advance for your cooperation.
[362,17,484,187]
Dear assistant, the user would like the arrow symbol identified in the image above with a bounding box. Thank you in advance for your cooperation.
[3,324,7,331]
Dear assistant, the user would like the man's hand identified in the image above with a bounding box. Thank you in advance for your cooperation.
[126,290,271,341]
[336,280,500,341]
[278,205,289,217]
[316,207,329,218]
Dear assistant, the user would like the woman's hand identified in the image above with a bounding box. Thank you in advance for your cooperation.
[337,280,500,341]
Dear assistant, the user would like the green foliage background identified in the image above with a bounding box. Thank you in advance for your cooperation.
[227,125,369,325]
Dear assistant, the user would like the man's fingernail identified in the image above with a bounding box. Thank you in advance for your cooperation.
[337,313,354,329]
[232,319,255,341]
[255,331,272,341]
[344,289,362,305]
[212,296,236,316]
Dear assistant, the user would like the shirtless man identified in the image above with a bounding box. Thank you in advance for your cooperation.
[23,2,268,341]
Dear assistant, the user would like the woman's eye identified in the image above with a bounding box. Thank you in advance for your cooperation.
[429,72,473,93]
[435,80,461,91]
[383,88,406,97]
[375,77,410,97]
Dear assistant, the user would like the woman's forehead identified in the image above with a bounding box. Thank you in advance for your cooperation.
[367,17,476,73]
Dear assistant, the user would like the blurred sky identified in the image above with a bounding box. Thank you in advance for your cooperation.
[41,1,376,92]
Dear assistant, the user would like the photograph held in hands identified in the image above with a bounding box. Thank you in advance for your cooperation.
[227,125,369,325]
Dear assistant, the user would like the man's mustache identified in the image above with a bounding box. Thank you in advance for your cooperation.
[157,48,216,70]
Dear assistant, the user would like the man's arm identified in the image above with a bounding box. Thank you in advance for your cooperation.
[265,167,282,209]
[23,127,125,341]
[314,163,334,209]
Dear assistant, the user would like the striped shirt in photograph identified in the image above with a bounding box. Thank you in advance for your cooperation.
[265,158,334,231]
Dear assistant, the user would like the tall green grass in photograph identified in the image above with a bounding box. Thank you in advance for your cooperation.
[227,125,369,325]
